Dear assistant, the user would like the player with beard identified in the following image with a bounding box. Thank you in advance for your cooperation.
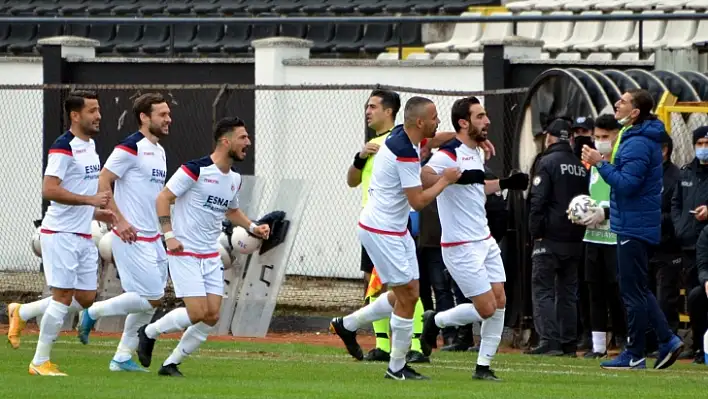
[16,91,115,375]
[419,96,528,381]
[136,117,270,377]
[76,93,172,372]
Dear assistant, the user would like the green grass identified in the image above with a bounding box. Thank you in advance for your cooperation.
[1,336,706,398]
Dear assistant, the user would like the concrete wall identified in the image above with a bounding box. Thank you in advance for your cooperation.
[0,57,44,272]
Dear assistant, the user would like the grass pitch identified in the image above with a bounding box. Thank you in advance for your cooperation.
[1,334,706,398]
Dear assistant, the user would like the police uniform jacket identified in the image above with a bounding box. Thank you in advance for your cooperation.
[671,158,708,249]
[528,142,589,243]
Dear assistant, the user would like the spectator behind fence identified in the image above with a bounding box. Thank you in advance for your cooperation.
[581,89,684,370]
[526,118,589,357]
[670,126,708,360]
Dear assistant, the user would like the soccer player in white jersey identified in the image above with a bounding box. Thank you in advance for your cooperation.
[418,96,529,381]
[135,116,269,377]
[330,96,462,381]
[16,91,115,376]
[75,93,171,372]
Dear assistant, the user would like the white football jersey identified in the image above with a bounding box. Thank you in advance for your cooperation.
[426,139,491,245]
[359,125,421,235]
[166,156,242,255]
[41,131,101,236]
[103,132,167,236]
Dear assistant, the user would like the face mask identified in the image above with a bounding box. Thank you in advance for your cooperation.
[618,115,631,126]
[696,148,708,162]
[573,136,593,158]
[596,140,613,155]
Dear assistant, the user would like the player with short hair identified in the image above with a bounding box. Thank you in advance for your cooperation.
[76,93,172,372]
[419,96,528,381]
[330,96,461,380]
[136,117,269,377]
[20,90,115,376]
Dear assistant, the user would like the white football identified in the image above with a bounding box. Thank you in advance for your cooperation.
[98,231,115,262]
[91,221,109,246]
[218,232,230,251]
[230,226,262,255]
[31,227,42,258]
[567,194,597,222]
[218,245,232,269]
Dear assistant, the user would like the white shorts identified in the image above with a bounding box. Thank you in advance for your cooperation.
[168,253,224,298]
[112,233,168,300]
[40,230,99,291]
[357,225,419,286]
[442,237,506,298]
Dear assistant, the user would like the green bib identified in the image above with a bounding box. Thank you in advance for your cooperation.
[582,126,628,245]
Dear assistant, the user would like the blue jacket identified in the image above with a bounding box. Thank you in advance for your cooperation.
[597,118,664,245]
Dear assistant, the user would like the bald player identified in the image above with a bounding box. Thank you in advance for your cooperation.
[331,97,461,380]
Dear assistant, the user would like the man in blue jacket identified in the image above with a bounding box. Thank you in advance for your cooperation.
[581,89,684,370]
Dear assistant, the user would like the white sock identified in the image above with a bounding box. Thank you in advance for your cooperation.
[145,307,192,339]
[592,331,607,354]
[342,292,393,331]
[19,297,52,321]
[163,322,214,366]
[435,303,484,328]
[389,314,413,373]
[477,308,505,367]
[69,298,83,314]
[88,292,153,319]
[113,309,156,363]
[32,300,69,366]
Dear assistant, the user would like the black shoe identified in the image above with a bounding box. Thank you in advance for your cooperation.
[693,350,705,364]
[157,363,184,377]
[678,349,695,360]
[364,348,390,362]
[583,351,607,359]
[467,344,480,353]
[136,325,156,368]
[524,345,563,356]
[420,310,439,357]
[561,344,578,358]
[384,364,430,381]
[406,350,430,363]
[473,366,501,381]
[329,317,363,361]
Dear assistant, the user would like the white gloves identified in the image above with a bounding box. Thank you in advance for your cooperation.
[581,206,606,229]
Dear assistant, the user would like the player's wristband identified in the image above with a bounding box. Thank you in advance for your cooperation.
[248,222,257,234]
[163,231,175,240]
[353,153,367,170]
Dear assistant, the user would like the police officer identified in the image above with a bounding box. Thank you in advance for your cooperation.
[526,118,589,356]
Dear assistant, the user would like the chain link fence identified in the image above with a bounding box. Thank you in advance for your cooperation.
[0,83,527,314]
[663,109,708,168]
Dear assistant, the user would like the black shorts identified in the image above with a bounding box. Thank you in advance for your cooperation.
[360,245,374,273]
[584,243,617,283]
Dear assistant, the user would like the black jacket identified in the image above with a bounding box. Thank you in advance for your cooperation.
[528,142,589,242]
[695,224,708,286]
[660,160,681,251]
[671,159,708,249]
